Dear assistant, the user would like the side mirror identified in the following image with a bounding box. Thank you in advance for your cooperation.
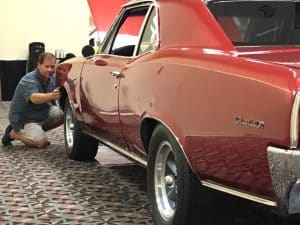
[81,45,95,57]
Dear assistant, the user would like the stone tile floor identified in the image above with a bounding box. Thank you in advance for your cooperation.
[0,101,151,225]
[1,101,300,225]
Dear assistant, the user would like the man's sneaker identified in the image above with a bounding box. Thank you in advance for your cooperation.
[1,125,14,146]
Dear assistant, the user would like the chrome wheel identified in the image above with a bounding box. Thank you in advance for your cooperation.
[63,97,98,161]
[154,140,177,221]
[65,103,75,152]
[149,124,218,225]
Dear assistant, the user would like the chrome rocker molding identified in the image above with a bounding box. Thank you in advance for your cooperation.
[99,138,148,167]
[85,131,148,167]
[201,180,278,207]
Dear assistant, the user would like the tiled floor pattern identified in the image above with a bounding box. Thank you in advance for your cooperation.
[0,101,152,225]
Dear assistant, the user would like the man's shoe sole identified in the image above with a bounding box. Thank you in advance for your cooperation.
[2,125,14,146]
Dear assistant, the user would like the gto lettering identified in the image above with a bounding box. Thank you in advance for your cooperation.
[235,116,264,129]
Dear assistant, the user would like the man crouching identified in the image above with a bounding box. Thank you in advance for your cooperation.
[2,52,63,148]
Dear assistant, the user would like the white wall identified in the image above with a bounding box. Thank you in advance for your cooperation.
[0,0,90,60]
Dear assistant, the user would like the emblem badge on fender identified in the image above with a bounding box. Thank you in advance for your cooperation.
[235,116,264,129]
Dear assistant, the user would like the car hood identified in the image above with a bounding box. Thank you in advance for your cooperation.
[237,46,300,69]
[87,0,128,33]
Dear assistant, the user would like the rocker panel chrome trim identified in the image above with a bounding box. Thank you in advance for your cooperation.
[80,124,147,167]
[98,137,147,167]
[201,180,278,207]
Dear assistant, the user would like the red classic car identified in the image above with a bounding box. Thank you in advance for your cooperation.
[59,0,300,224]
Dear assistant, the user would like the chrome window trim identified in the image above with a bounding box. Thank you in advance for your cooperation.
[133,4,154,56]
[134,3,159,56]
[290,91,300,149]
[100,2,153,55]
[123,0,154,8]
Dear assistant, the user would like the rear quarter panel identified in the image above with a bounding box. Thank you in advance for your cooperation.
[120,48,298,199]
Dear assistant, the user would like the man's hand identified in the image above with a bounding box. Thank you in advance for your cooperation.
[51,87,61,100]
[30,87,61,104]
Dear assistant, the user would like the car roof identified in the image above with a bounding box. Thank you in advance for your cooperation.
[205,0,300,2]
[125,0,300,6]
[121,0,234,51]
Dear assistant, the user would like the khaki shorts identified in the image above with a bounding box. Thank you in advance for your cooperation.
[20,105,64,141]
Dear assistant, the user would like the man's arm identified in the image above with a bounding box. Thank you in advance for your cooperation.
[29,87,61,104]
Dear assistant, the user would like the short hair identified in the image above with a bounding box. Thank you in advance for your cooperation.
[37,52,56,64]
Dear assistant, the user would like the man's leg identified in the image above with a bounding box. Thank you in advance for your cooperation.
[42,105,64,131]
[10,123,50,148]
[3,106,63,148]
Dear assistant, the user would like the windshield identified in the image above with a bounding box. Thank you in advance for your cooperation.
[207,1,300,46]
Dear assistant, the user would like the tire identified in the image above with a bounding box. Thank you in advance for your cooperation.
[147,124,220,225]
[64,97,98,161]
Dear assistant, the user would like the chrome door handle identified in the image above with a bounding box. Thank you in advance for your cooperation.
[110,71,123,79]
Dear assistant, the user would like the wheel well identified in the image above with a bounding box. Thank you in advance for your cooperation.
[58,86,67,111]
[140,118,159,153]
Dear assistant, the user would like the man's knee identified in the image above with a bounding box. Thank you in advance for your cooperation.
[56,112,64,125]
[43,106,64,131]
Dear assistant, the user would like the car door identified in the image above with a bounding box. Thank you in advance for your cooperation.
[118,6,159,157]
[80,4,150,149]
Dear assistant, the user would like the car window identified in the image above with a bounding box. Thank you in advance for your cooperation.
[137,7,159,55]
[110,7,149,56]
[208,1,300,46]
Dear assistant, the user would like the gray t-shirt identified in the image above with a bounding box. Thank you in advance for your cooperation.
[9,69,57,131]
